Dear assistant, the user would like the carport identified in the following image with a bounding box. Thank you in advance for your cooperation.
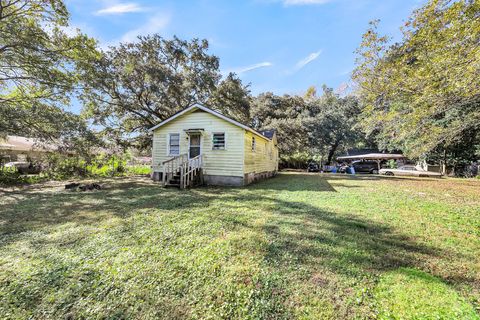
[336,153,406,171]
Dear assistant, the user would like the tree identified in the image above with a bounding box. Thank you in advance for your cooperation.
[0,0,98,142]
[304,86,365,164]
[81,35,222,146]
[251,93,310,166]
[208,72,252,124]
[250,88,368,167]
[353,1,480,164]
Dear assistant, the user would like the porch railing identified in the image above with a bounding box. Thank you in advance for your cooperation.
[162,153,187,186]
[180,154,203,189]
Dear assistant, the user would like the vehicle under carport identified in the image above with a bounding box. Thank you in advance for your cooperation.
[336,153,406,174]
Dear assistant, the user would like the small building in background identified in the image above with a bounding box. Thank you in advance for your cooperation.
[0,136,57,165]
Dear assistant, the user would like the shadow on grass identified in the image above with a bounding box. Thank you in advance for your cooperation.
[218,191,441,279]
[248,173,338,192]
[213,175,477,294]
[0,179,210,243]
[250,172,438,192]
[1,174,475,295]
[1,173,478,318]
[322,172,443,182]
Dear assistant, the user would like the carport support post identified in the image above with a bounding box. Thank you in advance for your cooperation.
[376,160,381,172]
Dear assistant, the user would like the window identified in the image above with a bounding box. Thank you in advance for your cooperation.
[251,136,256,152]
[212,132,226,150]
[168,133,180,155]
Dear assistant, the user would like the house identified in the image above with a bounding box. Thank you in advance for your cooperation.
[0,135,57,165]
[149,104,279,188]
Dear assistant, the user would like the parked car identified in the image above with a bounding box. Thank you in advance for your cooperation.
[4,161,42,174]
[338,163,350,174]
[307,161,320,172]
[379,165,442,177]
[351,160,380,174]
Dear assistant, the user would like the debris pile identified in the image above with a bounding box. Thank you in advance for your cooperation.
[65,183,102,191]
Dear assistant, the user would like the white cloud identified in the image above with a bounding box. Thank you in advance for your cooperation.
[283,0,332,5]
[120,13,171,43]
[228,62,273,74]
[294,50,322,70]
[95,2,146,15]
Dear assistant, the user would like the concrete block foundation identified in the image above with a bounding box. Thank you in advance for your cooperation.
[152,170,277,187]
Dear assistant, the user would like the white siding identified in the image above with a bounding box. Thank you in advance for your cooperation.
[152,110,245,177]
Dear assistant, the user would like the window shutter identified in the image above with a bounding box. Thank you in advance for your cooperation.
[212,132,226,150]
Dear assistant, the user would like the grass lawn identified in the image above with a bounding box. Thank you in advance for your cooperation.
[1,173,479,319]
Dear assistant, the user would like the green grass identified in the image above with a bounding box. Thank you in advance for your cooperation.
[0,173,479,319]
[374,268,478,319]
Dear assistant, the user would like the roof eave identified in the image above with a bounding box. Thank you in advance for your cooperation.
[148,104,272,141]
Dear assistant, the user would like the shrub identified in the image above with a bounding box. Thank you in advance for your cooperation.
[1,154,151,186]
[0,167,47,186]
[126,165,151,176]
[386,159,398,169]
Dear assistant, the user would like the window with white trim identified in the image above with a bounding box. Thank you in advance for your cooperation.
[168,133,180,155]
[212,132,226,150]
[251,136,256,152]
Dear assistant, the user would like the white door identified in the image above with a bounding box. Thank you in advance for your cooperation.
[189,134,201,159]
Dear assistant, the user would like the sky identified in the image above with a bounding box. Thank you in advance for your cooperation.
[65,0,423,99]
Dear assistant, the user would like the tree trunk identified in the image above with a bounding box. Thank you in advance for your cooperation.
[326,141,340,165]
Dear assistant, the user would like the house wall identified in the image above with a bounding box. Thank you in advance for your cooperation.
[152,110,245,180]
[243,131,279,184]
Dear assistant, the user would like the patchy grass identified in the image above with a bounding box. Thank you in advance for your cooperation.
[374,268,478,319]
[0,173,479,319]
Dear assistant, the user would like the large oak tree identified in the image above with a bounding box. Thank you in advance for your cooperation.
[81,35,225,146]
[0,0,98,144]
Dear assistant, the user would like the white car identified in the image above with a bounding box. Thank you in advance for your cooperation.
[379,165,442,178]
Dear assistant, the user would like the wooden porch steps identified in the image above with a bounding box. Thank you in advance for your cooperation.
[165,173,181,188]
[161,154,204,189]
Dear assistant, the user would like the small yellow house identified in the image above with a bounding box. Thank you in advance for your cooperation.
[149,104,278,187]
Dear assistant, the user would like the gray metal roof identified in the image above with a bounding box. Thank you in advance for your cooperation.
[337,153,406,161]
[259,129,276,139]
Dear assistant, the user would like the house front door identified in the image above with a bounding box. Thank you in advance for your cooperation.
[189,133,201,159]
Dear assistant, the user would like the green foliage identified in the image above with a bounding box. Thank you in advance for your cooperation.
[386,159,397,169]
[0,168,47,186]
[0,154,151,185]
[80,35,224,147]
[208,73,253,124]
[374,268,479,319]
[126,165,151,175]
[251,92,311,165]
[304,86,371,164]
[0,0,99,143]
[251,87,370,166]
[280,151,313,169]
[353,1,480,162]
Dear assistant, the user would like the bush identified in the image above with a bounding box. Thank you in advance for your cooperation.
[0,167,47,186]
[0,153,151,186]
[86,155,127,177]
[386,159,398,169]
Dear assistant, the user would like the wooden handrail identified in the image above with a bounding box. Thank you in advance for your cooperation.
[180,154,203,189]
[162,153,187,165]
[162,154,187,186]
[161,154,203,188]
